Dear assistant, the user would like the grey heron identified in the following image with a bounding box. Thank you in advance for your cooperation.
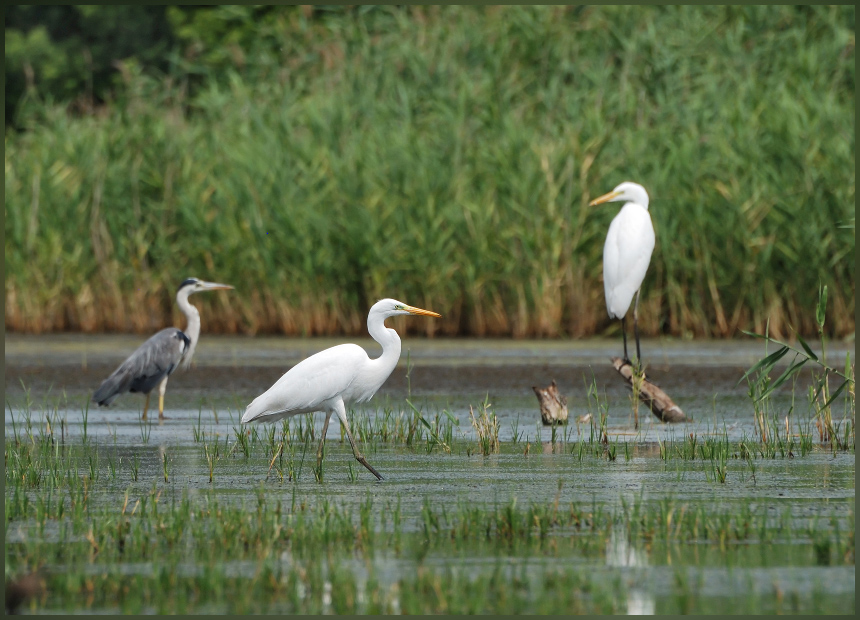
[590,182,655,365]
[241,298,441,480]
[92,278,233,420]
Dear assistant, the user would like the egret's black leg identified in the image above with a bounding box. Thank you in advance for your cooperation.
[334,400,383,480]
[317,411,332,469]
[621,316,630,363]
[633,289,642,365]
[344,427,384,480]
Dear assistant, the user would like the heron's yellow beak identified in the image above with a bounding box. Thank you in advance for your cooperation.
[589,190,622,206]
[405,305,441,318]
[202,282,234,291]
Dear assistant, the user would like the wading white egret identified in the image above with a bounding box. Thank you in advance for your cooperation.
[241,298,441,480]
[92,278,234,420]
[590,182,655,364]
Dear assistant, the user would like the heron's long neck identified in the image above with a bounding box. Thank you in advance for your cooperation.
[176,291,201,368]
[367,313,402,384]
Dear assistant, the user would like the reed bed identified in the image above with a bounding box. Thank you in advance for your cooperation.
[4,5,855,338]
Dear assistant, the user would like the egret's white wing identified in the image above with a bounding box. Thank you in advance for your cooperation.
[242,344,369,423]
[603,204,655,319]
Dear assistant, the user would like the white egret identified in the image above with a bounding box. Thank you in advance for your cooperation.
[241,298,441,480]
[92,278,234,420]
[589,182,655,364]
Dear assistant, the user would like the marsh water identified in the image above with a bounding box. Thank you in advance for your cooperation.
[5,335,855,614]
[8,334,855,435]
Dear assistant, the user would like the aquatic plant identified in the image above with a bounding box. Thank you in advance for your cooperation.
[468,396,500,456]
[742,285,855,451]
[4,388,855,615]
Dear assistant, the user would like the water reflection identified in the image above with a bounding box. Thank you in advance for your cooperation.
[606,528,655,615]
[626,589,656,615]
[606,529,648,568]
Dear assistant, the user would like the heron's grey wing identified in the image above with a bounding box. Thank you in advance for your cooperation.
[92,328,190,405]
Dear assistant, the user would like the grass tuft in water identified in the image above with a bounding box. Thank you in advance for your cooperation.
[468,396,500,456]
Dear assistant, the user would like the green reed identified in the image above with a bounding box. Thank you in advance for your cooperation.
[742,286,855,452]
[4,6,853,339]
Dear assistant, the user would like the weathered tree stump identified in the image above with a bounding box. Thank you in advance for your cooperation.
[533,379,569,425]
[611,358,688,423]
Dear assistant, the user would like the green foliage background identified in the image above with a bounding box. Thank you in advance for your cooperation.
[4,5,855,338]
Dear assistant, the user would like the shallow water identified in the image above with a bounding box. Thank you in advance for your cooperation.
[6,334,855,442]
[5,335,855,614]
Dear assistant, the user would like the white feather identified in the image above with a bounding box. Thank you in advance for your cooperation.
[603,202,655,319]
[242,344,374,423]
[241,298,439,426]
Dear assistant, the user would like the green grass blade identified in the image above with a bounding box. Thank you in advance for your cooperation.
[738,346,790,385]
[759,357,808,401]
[795,333,819,362]
[819,380,849,412]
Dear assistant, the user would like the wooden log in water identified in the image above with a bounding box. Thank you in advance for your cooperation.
[611,357,688,423]
[532,379,569,425]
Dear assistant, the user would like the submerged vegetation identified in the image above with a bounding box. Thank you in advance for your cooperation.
[5,325,855,614]
[4,5,855,338]
[4,396,855,614]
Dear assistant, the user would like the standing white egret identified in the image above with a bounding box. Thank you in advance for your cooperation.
[589,182,655,364]
[241,298,441,480]
[92,278,234,420]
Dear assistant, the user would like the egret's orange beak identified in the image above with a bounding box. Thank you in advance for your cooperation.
[589,190,622,207]
[405,305,441,318]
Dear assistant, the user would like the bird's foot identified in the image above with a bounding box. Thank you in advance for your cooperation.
[357,456,384,481]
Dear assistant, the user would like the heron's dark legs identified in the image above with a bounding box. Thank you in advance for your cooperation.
[633,289,642,365]
[334,401,383,481]
[317,411,333,469]
[621,317,630,363]
[142,394,150,421]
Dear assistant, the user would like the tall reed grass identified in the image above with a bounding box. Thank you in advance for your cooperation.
[4,6,854,338]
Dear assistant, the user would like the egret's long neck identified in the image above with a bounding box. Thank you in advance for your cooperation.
[367,311,402,383]
[628,188,649,210]
[176,290,201,368]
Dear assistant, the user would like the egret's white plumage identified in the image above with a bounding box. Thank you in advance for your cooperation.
[242,298,440,480]
[590,182,655,362]
[242,344,380,423]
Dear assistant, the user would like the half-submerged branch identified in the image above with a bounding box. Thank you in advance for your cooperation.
[611,358,688,423]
